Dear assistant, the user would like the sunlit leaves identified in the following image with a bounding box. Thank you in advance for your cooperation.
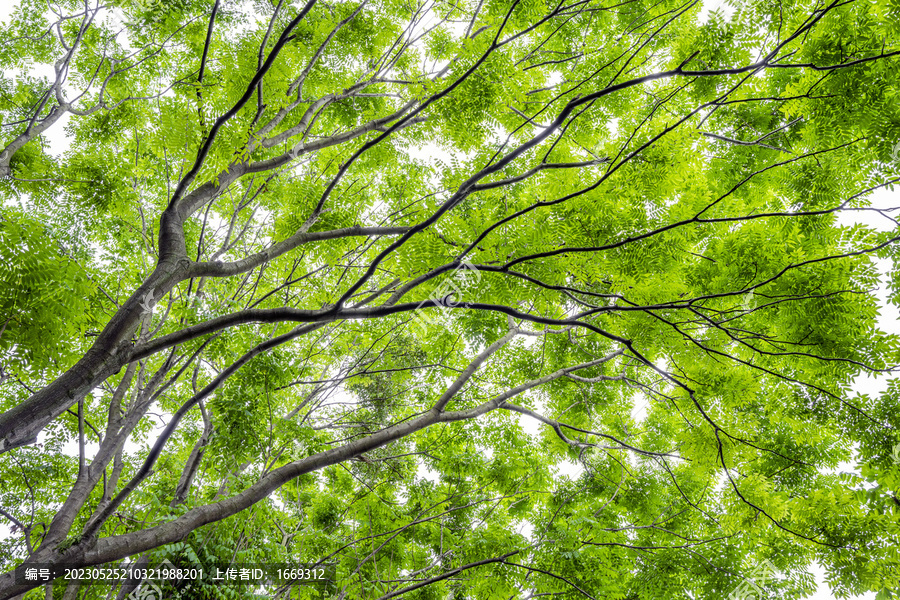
[0,0,899,598]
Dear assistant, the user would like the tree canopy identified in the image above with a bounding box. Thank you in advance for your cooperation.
[0,0,899,598]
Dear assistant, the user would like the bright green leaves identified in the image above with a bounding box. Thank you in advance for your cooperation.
[0,0,56,66]
[0,212,96,379]
[273,177,322,240]
[207,350,293,471]
[65,151,135,212]
[0,0,898,598]
[393,229,451,279]
[431,37,522,152]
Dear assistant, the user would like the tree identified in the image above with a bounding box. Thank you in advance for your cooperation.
[0,0,899,597]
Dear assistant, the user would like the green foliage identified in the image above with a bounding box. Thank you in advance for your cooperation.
[0,211,97,378]
[0,0,899,598]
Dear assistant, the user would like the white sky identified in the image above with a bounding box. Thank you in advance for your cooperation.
[0,2,896,598]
